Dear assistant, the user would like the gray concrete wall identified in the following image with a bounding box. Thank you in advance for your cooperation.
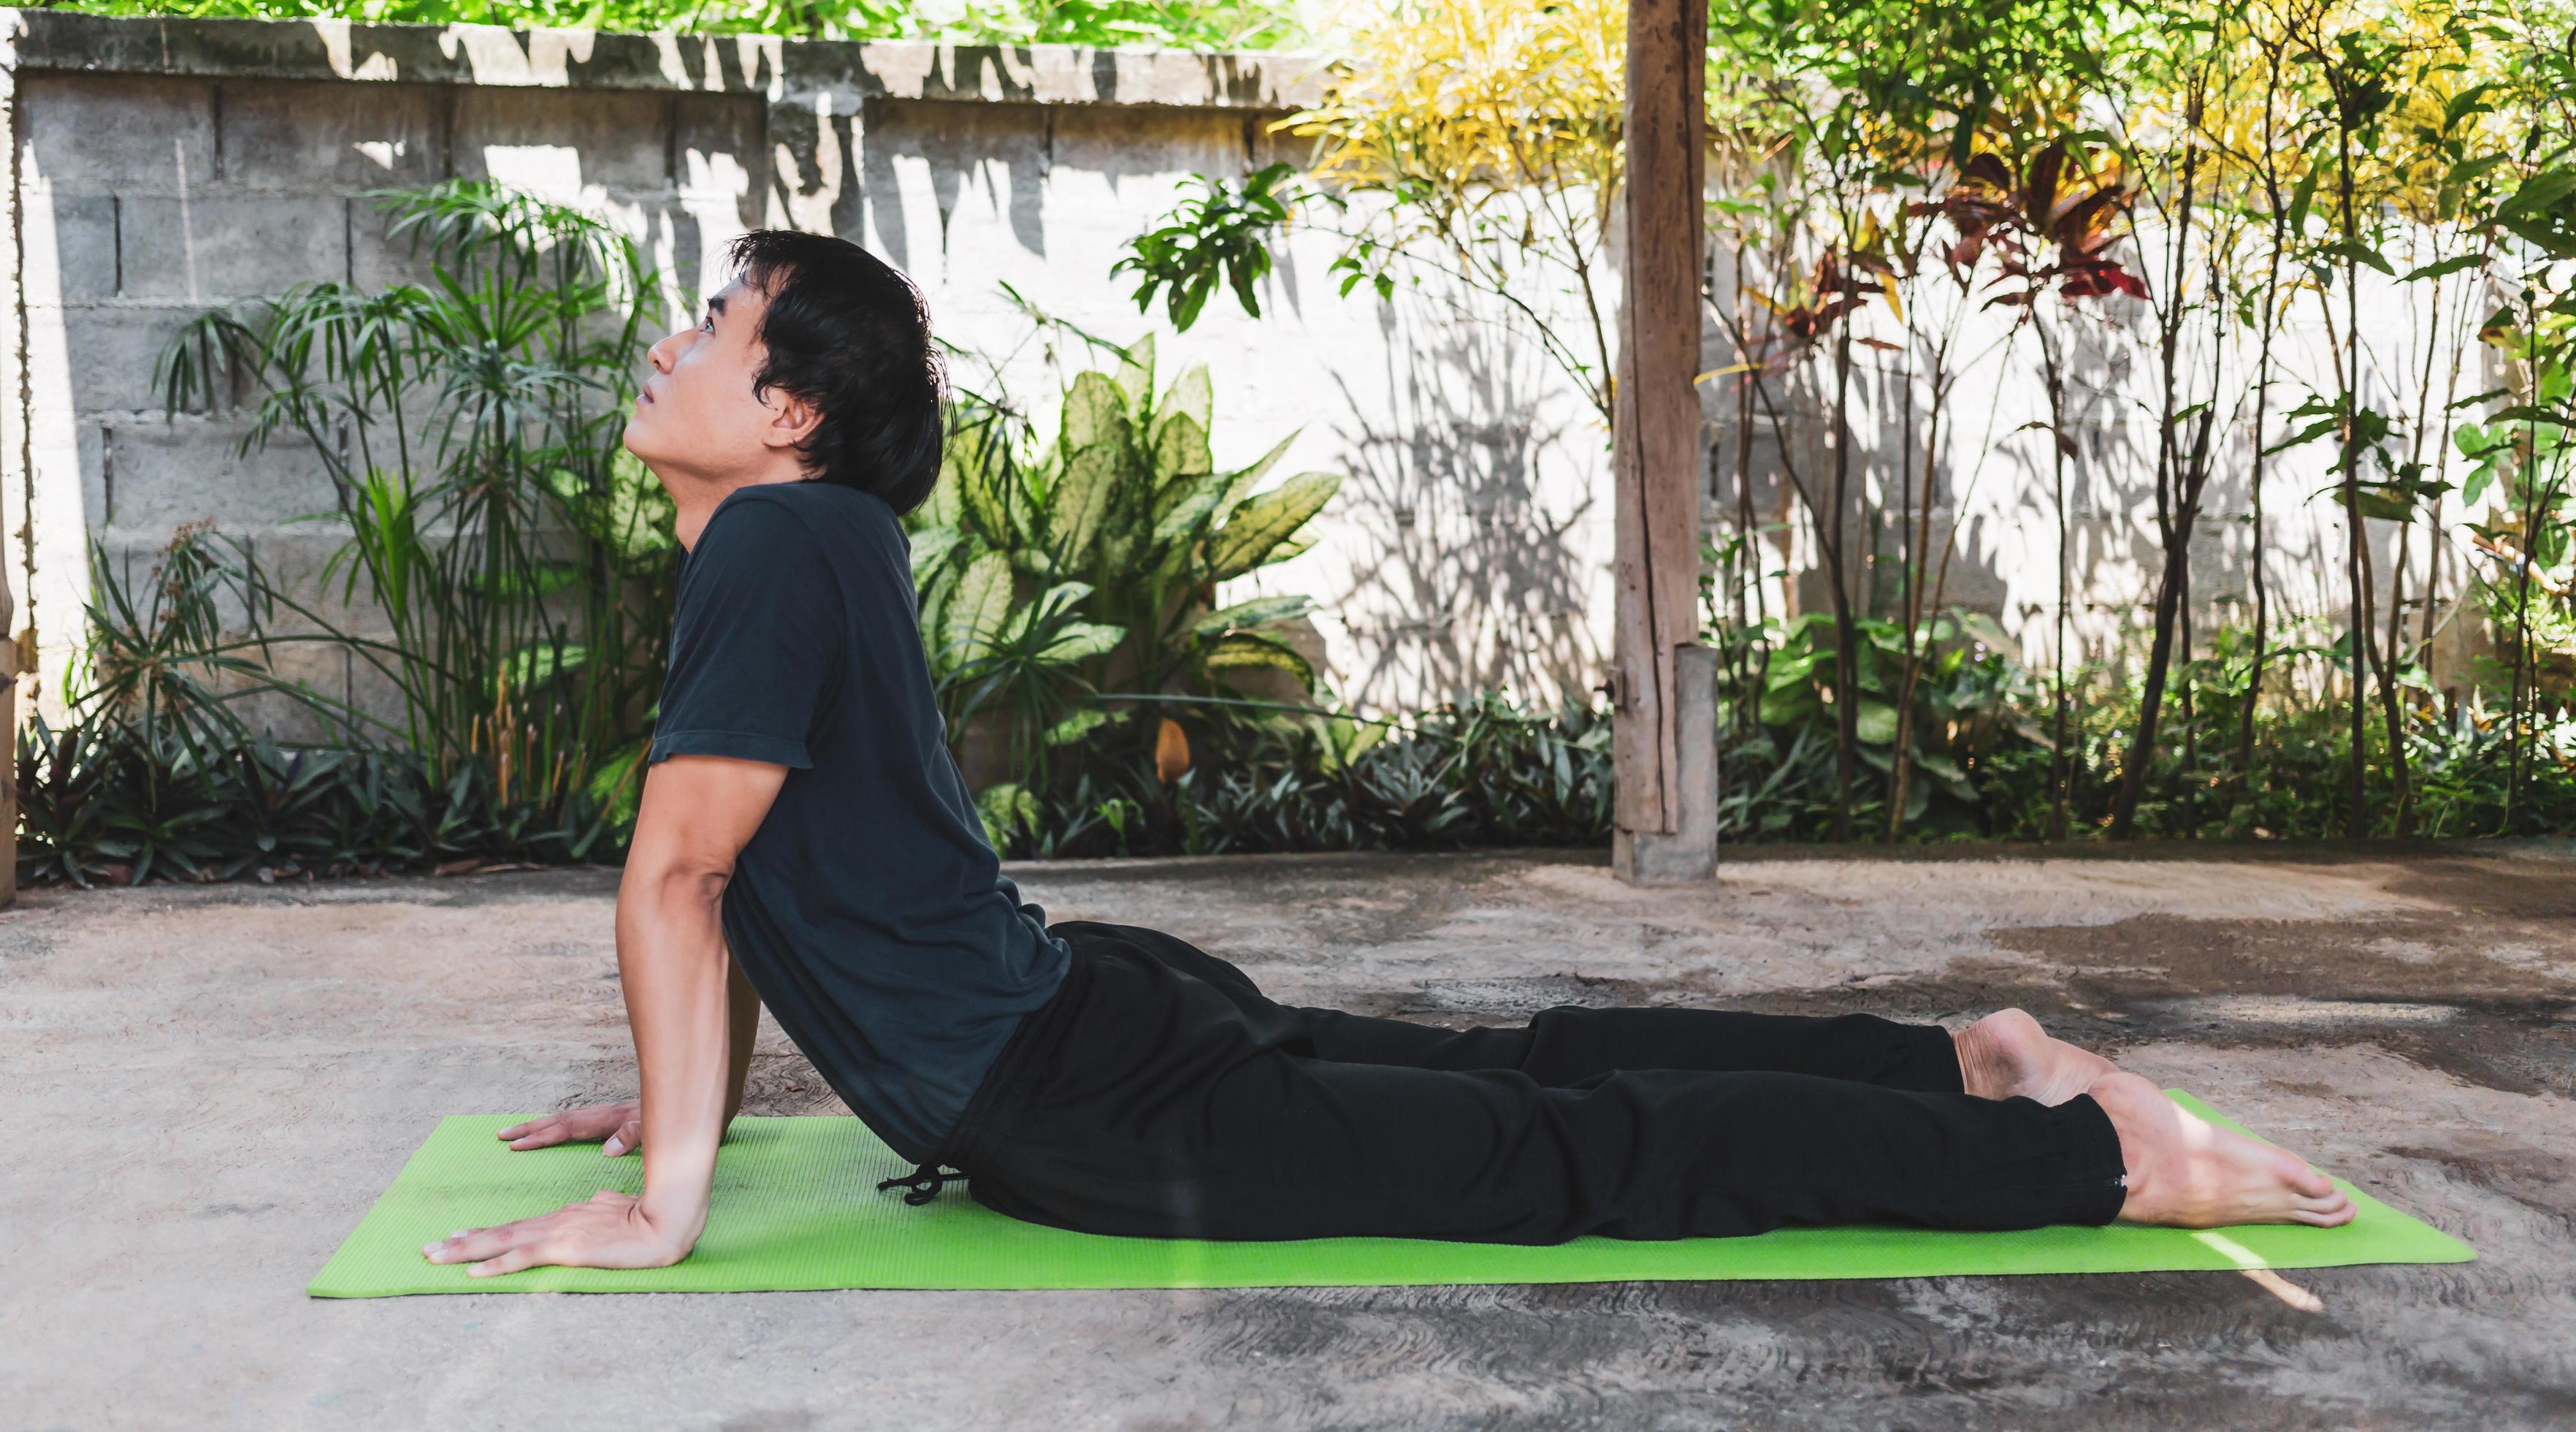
[0,9,1615,736]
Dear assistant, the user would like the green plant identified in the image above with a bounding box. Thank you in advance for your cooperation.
[1714,605,2052,836]
[914,328,1342,823]
[1113,162,1304,332]
[1006,690,1616,859]
[18,525,638,887]
[157,179,673,818]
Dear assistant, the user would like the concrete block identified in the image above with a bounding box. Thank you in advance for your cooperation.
[857,99,1053,278]
[116,195,348,302]
[1047,104,1246,282]
[215,78,451,191]
[19,75,218,196]
[632,194,744,319]
[673,93,763,195]
[22,192,122,302]
[231,525,400,638]
[454,86,676,198]
[64,308,207,416]
[346,197,448,293]
[104,419,339,530]
[1050,102,1245,188]
[765,101,858,239]
[218,639,406,745]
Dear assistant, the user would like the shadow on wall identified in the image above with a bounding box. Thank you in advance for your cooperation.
[1321,293,1608,715]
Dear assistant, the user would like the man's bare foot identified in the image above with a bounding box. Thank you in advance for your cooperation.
[2086,1071,2356,1228]
[1953,1008,2117,1105]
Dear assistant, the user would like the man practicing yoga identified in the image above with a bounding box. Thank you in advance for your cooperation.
[421,232,2354,1279]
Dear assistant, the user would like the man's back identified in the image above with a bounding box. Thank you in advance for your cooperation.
[648,479,1070,1164]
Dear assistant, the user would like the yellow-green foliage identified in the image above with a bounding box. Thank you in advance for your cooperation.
[1285,0,1628,416]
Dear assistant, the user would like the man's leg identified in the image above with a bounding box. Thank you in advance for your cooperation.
[958,930,2350,1241]
[1052,920,2106,1102]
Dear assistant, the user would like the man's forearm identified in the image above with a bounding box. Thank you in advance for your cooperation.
[722,949,760,1125]
[616,867,736,1246]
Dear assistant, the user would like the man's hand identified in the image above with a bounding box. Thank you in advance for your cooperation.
[420,1190,696,1277]
[498,1101,643,1157]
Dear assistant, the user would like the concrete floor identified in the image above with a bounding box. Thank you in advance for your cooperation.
[5,845,2572,1430]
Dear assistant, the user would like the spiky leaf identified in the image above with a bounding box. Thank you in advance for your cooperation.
[1042,707,1113,747]
[1207,471,1341,580]
[1112,334,1155,408]
[1050,443,1121,564]
[906,525,963,584]
[1060,372,1131,455]
[1215,433,1296,522]
[1152,471,1228,547]
[1036,622,1125,663]
[1161,361,1212,433]
[1150,413,1212,487]
[1193,593,1314,635]
[1199,631,1314,687]
[943,549,1014,663]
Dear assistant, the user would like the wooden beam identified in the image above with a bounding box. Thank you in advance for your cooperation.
[1610,0,1708,845]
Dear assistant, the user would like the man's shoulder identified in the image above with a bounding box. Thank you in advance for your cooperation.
[703,481,903,569]
[720,479,895,528]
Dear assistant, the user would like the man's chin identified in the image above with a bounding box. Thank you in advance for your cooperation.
[619,430,680,494]
[620,422,663,468]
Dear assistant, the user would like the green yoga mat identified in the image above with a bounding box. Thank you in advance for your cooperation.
[308,1092,2472,1296]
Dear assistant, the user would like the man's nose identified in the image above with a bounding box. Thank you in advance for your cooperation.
[646,331,682,372]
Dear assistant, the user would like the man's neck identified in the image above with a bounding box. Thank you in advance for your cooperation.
[666,469,809,552]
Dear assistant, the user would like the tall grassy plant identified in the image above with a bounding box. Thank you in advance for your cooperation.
[157,180,676,824]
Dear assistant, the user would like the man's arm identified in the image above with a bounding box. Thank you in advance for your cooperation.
[722,944,762,1124]
[426,753,786,1276]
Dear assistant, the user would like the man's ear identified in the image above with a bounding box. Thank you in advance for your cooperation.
[760,387,825,452]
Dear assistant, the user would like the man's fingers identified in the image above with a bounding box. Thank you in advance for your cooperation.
[603,1120,643,1157]
[449,1225,523,1262]
[467,1244,546,1278]
[497,1114,559,1141]
[424,1214,540,1263]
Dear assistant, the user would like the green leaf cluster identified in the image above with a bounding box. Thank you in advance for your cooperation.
[909,332,1342,786]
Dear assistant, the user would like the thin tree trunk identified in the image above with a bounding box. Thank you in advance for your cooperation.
[2109,102,2206,839]
[2237,54,2290,798]
[1827,243,1862,841]
[2040,319,2074,842]
[2334,127,2370,839]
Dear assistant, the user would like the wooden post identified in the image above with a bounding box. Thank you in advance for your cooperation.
[1610,0,1712,884]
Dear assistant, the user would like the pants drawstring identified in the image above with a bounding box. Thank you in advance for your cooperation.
[876,1162,963,1206]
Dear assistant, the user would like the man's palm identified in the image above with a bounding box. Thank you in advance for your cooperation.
[498,1101,643,1156]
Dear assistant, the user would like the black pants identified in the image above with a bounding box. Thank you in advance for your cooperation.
[926,921,2128,1244]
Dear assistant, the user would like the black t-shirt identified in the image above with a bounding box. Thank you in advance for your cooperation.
[645,479,1070,1164]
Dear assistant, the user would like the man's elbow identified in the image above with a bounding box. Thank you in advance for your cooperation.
[624,852,734,915]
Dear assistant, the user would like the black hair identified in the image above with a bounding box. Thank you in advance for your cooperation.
[725,230,947,517]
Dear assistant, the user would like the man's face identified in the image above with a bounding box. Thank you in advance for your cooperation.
[622,275,795,484]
